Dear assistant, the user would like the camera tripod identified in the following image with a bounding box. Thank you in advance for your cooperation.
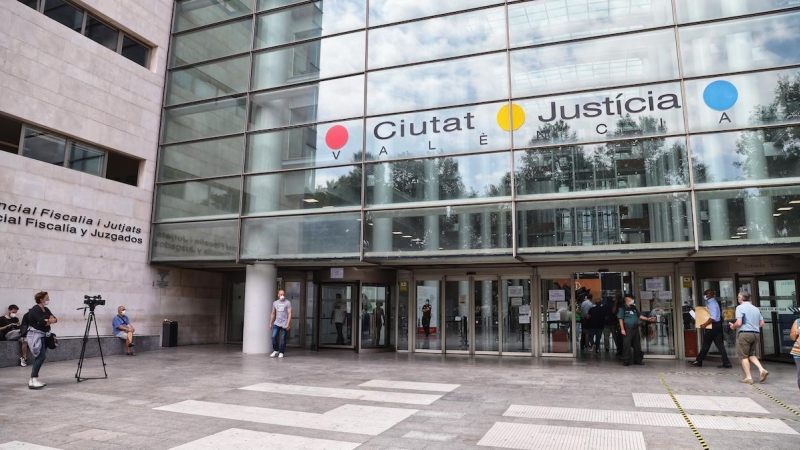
[75,303,108,382]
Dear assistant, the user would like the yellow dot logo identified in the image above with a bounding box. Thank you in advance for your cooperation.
[496,104,525,131]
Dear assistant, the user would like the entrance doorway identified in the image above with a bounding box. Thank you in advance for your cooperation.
[360,285,391,350]
[539,271,677,359]
[413,276,532,355]
[754,275,797,363]
[319,283,357,348]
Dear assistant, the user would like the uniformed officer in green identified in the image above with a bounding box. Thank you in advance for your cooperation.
[617,294,656,366]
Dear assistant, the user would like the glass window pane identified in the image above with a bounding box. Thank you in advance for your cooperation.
[257,0,307,12]
[155,177,241,221]
[692,127,800,186]
[21,127,66,166]
[84,16,118,51]
[244,165,362,214]
[43,0,83,32]
[20,1,39,10]
[121,36,149,67]
[675,0,800,23]
[240,213,361,259]
[159,136,244,182]
[254,0,366,50]
[517,193,693,251]
[502,279,531,353]
[369,0,500,27]
[249,75,364,132]
[366,153,511,207]
[680,12,800,78]
[368,7,506,69]
[367,53,507,116]
[247,119,364,172]
[365,102,511,161]
[512,82,686,148]
[510,29,679,98]
[174,0,253,32]
[509,0,674,48]
[162,97,247,144]
[685,68,800,133]
[252,32,365,90]
[515,136,688,197]
[167,56,250,106]
[170,18,252,68]
[364,204,513,256]
[151,220,239,261]
[68,141,104,176]
[696,186,800,245]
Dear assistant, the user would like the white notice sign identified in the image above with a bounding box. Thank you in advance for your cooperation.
[549,290,566,301]
[508,286,524,297]
[519,315,531,324]
[511,297,523,306]
[519,305,531,315]
[645,279,663,291]
[330,267,344,279]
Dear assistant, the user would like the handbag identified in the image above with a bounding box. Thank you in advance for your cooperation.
[45,332,58,349]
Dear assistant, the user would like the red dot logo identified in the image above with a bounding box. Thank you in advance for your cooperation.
[325,125,349,150]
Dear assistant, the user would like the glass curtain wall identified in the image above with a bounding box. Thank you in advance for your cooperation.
[153,0,800,263]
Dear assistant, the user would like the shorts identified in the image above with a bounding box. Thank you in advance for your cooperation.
[736,332,760,359]
[115,331,128,339]
[5,330,22,341]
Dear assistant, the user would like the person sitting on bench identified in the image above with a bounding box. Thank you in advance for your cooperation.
[112,306,135,355]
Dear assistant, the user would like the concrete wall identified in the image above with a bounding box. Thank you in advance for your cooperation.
[0,1,226,345]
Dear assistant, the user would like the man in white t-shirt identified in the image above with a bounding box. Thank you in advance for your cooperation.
[269,290,292,358]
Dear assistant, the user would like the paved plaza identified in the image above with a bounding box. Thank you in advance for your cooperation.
[0,346,798,449]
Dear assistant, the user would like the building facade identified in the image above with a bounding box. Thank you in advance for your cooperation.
[0,0,226,345]
[151,0,800,361]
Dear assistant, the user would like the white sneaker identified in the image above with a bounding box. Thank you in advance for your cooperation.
[28,378,44,389]
[20,357,27,367]
[269,351,279,358]
[278,353,284,358]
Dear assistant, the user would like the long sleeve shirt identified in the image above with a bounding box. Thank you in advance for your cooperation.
[28,305,54,332]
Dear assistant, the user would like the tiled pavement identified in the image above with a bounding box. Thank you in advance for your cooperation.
[0,345,798,449]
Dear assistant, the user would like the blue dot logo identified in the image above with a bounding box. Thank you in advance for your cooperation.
[703,80,738,111]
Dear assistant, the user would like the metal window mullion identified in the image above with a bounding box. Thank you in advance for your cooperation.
[80,9,88,35]
[17,123,26,156]
[115,30,124,53]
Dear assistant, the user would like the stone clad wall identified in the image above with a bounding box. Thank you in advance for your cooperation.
[0,1,225,345]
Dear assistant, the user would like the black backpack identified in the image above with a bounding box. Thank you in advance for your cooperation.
[19,312,29,338]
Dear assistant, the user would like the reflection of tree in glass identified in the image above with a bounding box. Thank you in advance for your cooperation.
[732,74,800,180]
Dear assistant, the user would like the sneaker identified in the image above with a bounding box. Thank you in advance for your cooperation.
[278,353,284,358]
[759,370,769,383]
[28,378,44,389]
[739,377,754,384]
[19,357,27,367]
[269,351,279,358]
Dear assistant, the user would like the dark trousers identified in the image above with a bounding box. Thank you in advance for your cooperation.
[614,326,623,355]
[696,322,731,365]
[271,325,287,353]
[422,317,431,336]
[622,324,643,364]
[589,328,602,349]
[335,322,345,344]
[31,346,46,378]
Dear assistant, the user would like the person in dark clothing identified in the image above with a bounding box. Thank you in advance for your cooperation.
[586,298,606,353]
[618,294,655,366]
[26,291,57,389]
[0,304,29,366]
[601,295,618,353]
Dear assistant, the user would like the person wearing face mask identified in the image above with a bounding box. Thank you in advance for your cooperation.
[269,290,292,358]
[0,304,29,366]
[113,305,136,356]
[617,294,656,367]
[26,291,57,389]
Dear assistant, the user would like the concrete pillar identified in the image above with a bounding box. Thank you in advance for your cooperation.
[243,264,277,354]
[373,161,393,252]
[424,159,439,250]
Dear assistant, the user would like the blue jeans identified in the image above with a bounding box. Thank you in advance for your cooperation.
[271,325,287,353]
[31,345,46,378]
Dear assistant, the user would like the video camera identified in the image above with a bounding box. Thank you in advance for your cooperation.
[83,295,106,308]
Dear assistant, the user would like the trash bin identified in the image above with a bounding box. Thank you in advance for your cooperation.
[162,320,178,347]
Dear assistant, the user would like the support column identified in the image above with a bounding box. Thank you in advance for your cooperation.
[243,264,277,354]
